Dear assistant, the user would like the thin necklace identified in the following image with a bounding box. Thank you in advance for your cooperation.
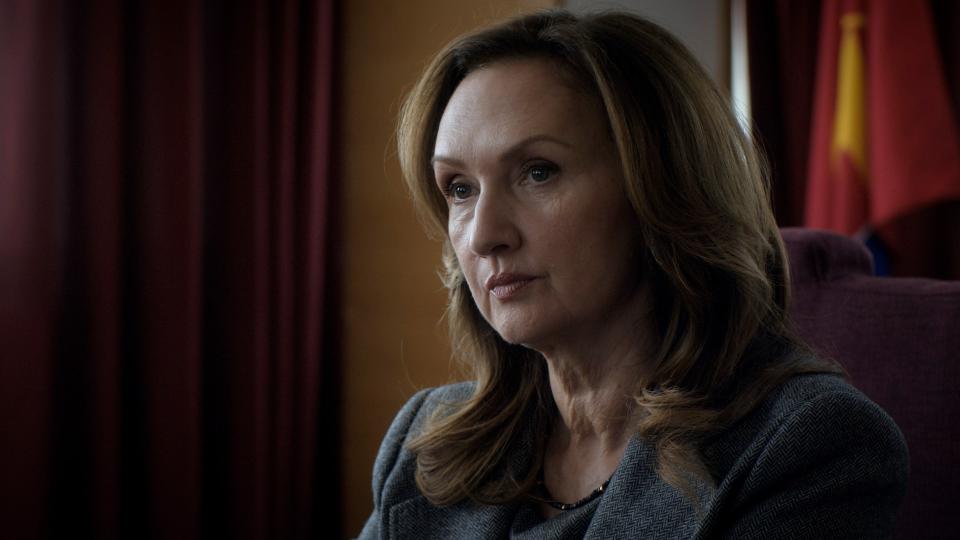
[536,474,612,511]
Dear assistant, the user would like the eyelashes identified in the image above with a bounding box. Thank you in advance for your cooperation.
[442,179,474,200]
[438,160,560,202]
[524,162,558,183]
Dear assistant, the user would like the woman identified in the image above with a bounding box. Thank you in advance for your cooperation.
[360,10,907,539]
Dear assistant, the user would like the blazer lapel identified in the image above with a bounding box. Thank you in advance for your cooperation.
[584,436,708,540]
[386,428,536,540]
[387,495,517,540]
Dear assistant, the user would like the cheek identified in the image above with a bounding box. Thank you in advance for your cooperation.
[448,224,481,291]
[543,195,609,253]
[448,222,468,268]
[551,196,637,277]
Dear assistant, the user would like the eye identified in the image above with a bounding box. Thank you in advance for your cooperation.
[524,162,558,183]
[446,181,474,200]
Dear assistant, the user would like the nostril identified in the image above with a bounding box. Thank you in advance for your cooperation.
[489,243,510,254]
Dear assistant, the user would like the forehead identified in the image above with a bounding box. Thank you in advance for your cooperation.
[433,58,607,158]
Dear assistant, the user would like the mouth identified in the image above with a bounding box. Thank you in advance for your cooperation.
[485,273,538,300]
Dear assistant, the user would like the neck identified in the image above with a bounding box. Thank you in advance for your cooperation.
[536,285,656,450]
[534,304,656,515]
[543,333,650,450]
[531,283,656,517]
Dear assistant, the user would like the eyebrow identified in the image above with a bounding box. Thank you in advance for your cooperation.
[430,134,574,168]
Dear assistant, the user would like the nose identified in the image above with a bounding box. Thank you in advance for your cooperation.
[469,188,520,256]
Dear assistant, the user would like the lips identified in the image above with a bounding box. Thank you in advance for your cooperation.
[485,272,538,300]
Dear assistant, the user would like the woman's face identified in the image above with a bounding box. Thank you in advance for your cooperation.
[432,58,646,350]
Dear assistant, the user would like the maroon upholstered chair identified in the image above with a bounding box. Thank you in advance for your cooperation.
[781,227,960,540]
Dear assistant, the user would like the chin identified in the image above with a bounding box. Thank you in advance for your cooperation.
[482,305,562,349]
[490,322,529,346]
[492,321,555,350]
[497,332,528,347]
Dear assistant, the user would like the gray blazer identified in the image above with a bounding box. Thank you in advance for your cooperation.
[358,373,908,539]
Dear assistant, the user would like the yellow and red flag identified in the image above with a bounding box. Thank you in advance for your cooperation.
[805,0,960,236]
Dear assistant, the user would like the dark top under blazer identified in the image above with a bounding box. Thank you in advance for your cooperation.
[358,373,908,539]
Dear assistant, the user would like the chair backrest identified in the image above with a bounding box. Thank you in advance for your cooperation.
[782,227,960,540]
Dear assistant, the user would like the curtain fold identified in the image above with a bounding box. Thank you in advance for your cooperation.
[746,0,821,227]
[0,1,340,538]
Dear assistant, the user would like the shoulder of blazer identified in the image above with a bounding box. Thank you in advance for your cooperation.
[694,372,908,539]
[371,382,476,510]
[366,381,523,540]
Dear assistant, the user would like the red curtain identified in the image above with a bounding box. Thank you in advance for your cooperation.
[748,0,960,279]
[746,0,822,228]
[0,0,340,538]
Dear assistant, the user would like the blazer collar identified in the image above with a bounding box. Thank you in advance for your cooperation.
[584,435,710,539]
[387,495,518,540]
[385,426,537,539]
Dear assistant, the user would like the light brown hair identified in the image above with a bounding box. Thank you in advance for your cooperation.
[397,9,836,506]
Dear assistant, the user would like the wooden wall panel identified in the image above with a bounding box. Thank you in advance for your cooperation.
[339,1,556,536]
